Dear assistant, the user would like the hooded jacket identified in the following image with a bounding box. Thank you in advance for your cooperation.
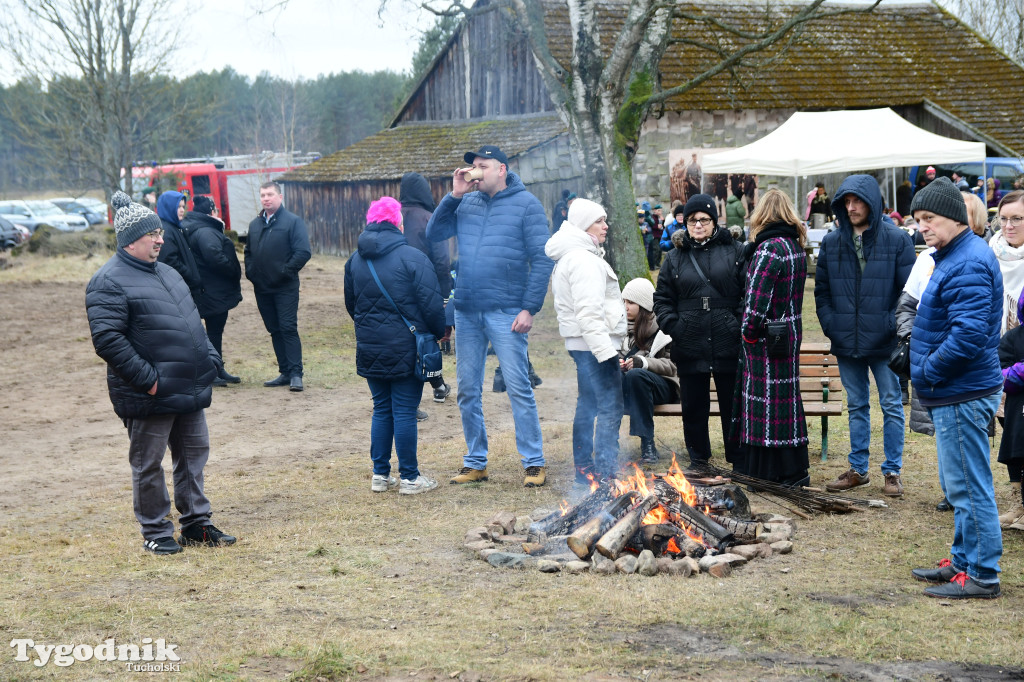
[155,191,202,298]
[344,221,446,380]
[183,210,242,318]
[545,223,626,362]
[653,226,744,374]
[86,248,219,419]
[725,194,746,228]
[814,175,915,358]
[244,204,312,292]
[911,228,1003,405]
[400,172,452,295]
[426,171,554,315]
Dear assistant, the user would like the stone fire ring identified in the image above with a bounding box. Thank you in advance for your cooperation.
[465,510,795,577]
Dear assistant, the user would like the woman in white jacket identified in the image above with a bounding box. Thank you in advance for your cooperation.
[545,198,627,483]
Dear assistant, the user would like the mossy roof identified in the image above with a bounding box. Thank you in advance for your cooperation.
[539,0,1022,153]
[277,115,567,183]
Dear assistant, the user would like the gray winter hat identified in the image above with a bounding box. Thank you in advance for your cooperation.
[111,190,163,247]
[910,176,968,225]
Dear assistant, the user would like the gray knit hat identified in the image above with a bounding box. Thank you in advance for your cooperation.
[111,190,163,247]
[910,176,968,225]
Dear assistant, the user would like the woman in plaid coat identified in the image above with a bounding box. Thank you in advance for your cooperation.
[732,189,810,486]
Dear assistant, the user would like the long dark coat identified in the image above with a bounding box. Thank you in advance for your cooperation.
[733,223,808,448]
[999,325,1024,466]
[653,227,744,375]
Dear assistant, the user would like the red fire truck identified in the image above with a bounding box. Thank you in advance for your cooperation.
[131,152,319,236]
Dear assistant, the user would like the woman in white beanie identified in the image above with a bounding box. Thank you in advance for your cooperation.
[546,198,627,483]
[620,278,678,464]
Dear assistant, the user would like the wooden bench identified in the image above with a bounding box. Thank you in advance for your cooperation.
[651,342,844,461]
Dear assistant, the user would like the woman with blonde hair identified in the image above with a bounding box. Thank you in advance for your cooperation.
[732,189,810,486]
[962,191,993,242]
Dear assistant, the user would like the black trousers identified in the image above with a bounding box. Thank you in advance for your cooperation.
[254,287,303,377]
[678,371,741,462]
[203,311,229,358]
[622,368,677,441]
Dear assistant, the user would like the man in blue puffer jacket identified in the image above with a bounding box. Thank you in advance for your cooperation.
[86,191,235,555]
[816,175,915,497]
[427,145,555,487]
[908,177,1003,599]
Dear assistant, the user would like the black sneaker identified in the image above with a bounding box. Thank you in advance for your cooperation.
[912,558,958,583]
[923,572,1000,599]
[416,409,428,421]
[220,368,241,384]
[492,368,506,393]
[212,375,228,388]
[143,536,183,555]
[433,382,451,403]
[179,524,236,547]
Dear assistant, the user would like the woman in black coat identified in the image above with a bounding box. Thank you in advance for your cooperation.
[344,197,446,495]
[184,196,243,385]
[653,194,745,467]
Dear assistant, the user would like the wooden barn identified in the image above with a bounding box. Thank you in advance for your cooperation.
[279,0,1024,255]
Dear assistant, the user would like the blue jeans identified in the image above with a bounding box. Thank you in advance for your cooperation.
[836,355,904,475]
[366,377,422,481]
[454,308,544,469]
[928,392,1002,584]
[570,350,624,477]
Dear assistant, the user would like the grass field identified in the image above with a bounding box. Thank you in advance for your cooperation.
[1,251,1022,681]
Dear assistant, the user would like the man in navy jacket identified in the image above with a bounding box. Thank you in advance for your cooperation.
[816,175,915,497]
[86,191,235,555]
[427,146,555,487]
[245,181,312,392]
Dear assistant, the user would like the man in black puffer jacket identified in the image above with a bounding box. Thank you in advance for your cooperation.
[86,191,235,556]
[816,174,915,497]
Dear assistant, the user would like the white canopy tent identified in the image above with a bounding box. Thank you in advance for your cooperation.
[701,108,986,210]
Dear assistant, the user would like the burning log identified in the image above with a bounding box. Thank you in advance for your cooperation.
[521,535,570,556]
[527,485,613,542]
[652,480,735,550]
[695,484,751,519]
[566,491,639,559]
[706,512,763,543]
[640,523,686,556]
[595,494,659,560]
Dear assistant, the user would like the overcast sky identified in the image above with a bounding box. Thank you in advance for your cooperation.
[177,0,432,80]
[0,0,432,85]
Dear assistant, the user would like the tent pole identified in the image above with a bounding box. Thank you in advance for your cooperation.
[794,176,799,216]
[892,168,897,215]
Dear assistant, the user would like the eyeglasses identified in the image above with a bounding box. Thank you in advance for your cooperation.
[999,216,1024,228]
[686,217,713,227]
[145,229,164,239]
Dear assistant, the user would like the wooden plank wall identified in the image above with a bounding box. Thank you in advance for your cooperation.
[282,174,585,258]
[398,10,555,123]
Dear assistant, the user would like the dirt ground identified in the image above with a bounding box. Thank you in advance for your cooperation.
[2,254,1023,681]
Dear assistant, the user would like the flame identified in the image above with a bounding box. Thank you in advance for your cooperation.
[642,506,669,525]
[666,537,682,554]
[559,499,570,516]
[661,452,698,506]
[588,473,599,494]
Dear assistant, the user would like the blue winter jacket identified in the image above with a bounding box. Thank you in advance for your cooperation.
[344,222,446,380]
[814,175,915,358]
[426,171,553,315]
[910,228,1003,405]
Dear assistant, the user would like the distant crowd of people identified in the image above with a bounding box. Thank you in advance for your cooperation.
[84,148,1021,602]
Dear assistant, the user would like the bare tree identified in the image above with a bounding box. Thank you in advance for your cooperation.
[939,0,1024,64]
[391,0,880,280]
[1,0,193,199]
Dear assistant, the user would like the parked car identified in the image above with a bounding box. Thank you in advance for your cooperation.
[49,198,107,225]
[0,200,89,232]
[910,158,1024,197]
[0,216,26,249]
